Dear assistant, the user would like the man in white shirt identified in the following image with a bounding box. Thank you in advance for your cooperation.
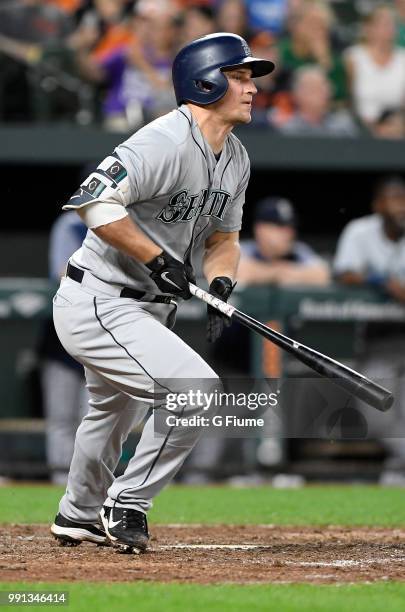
[334,175,405,484]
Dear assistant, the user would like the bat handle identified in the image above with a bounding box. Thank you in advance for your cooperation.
[189,283,236,317]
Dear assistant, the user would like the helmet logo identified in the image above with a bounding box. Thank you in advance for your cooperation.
[242,40,251,57]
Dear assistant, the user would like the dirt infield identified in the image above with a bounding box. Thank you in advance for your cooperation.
[1,524,405,584]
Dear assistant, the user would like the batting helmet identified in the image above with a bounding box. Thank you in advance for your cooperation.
[172,32,275,106]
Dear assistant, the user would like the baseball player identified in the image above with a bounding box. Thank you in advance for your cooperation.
[50,32,275,553]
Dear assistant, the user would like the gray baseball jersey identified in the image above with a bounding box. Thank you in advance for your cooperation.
[64,104,250,292]
[52,104,250,523]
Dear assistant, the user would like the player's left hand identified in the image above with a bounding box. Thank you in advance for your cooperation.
[206,276,235,343]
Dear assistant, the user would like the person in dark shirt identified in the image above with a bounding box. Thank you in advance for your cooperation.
[238,196,330,286]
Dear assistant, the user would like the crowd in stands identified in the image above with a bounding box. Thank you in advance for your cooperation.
[1,0,405,137]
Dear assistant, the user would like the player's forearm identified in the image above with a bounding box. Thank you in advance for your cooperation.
[203,236,240,284]
[92,215,162,264]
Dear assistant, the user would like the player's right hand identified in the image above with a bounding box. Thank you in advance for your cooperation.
[145,251,193,299]
[206,276,235,342]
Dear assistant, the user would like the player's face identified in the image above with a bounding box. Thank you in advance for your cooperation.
[213,68,258,125]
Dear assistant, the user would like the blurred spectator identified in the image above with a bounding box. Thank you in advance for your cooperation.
[395,0,405,47]
[177,0,215,5]
[180,5,216,44]
[334,175,405,485]
[278,0,347,103]
[48,0,84,15]
[40,211,88,485]
[273,65,359,136]
[217,0,249,38]
[372,107,405,139]
[125,5,178,117]
[238,197,330,285]
[344,4,405,129]
[249,31,293,126]
[231,196,329,476]
[0,0,73,44]
[78,3,178,130]
[70,0,134,58]
[0,0,76,120]
[185,196,330,484]
[245,0,288,36]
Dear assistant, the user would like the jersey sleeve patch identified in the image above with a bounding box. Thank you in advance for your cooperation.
[62,154,131,210]
[98,155,128,185]
[63,173,109,209]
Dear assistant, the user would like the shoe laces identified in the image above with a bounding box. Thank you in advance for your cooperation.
[121,508,148,534]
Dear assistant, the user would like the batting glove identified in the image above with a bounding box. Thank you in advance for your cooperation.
[207,276,235,343]
[146,251,193,300]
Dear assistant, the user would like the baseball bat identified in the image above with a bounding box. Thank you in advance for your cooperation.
[189,283,394,412]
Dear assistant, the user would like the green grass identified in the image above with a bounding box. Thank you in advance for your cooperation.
[0,484,404,526]
[0,582,405,612]
[1,485,404,611]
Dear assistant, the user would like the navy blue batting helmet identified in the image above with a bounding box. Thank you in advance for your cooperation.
[172,32,276,106]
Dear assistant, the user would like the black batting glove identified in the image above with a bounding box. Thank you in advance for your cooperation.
[207,276,235,343]
[146,251,192,300]
[185,260,197,287]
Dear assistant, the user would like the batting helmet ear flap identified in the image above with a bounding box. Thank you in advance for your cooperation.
[187,67,230,105]
[195,80,212,92]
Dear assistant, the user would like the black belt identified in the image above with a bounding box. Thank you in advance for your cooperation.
[66,263,173,304]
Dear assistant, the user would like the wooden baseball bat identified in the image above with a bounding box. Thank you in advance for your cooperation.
[189,283,394,412]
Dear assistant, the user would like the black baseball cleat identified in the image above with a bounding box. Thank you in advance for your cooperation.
[50,513,108,546]
[99,505,149,554]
